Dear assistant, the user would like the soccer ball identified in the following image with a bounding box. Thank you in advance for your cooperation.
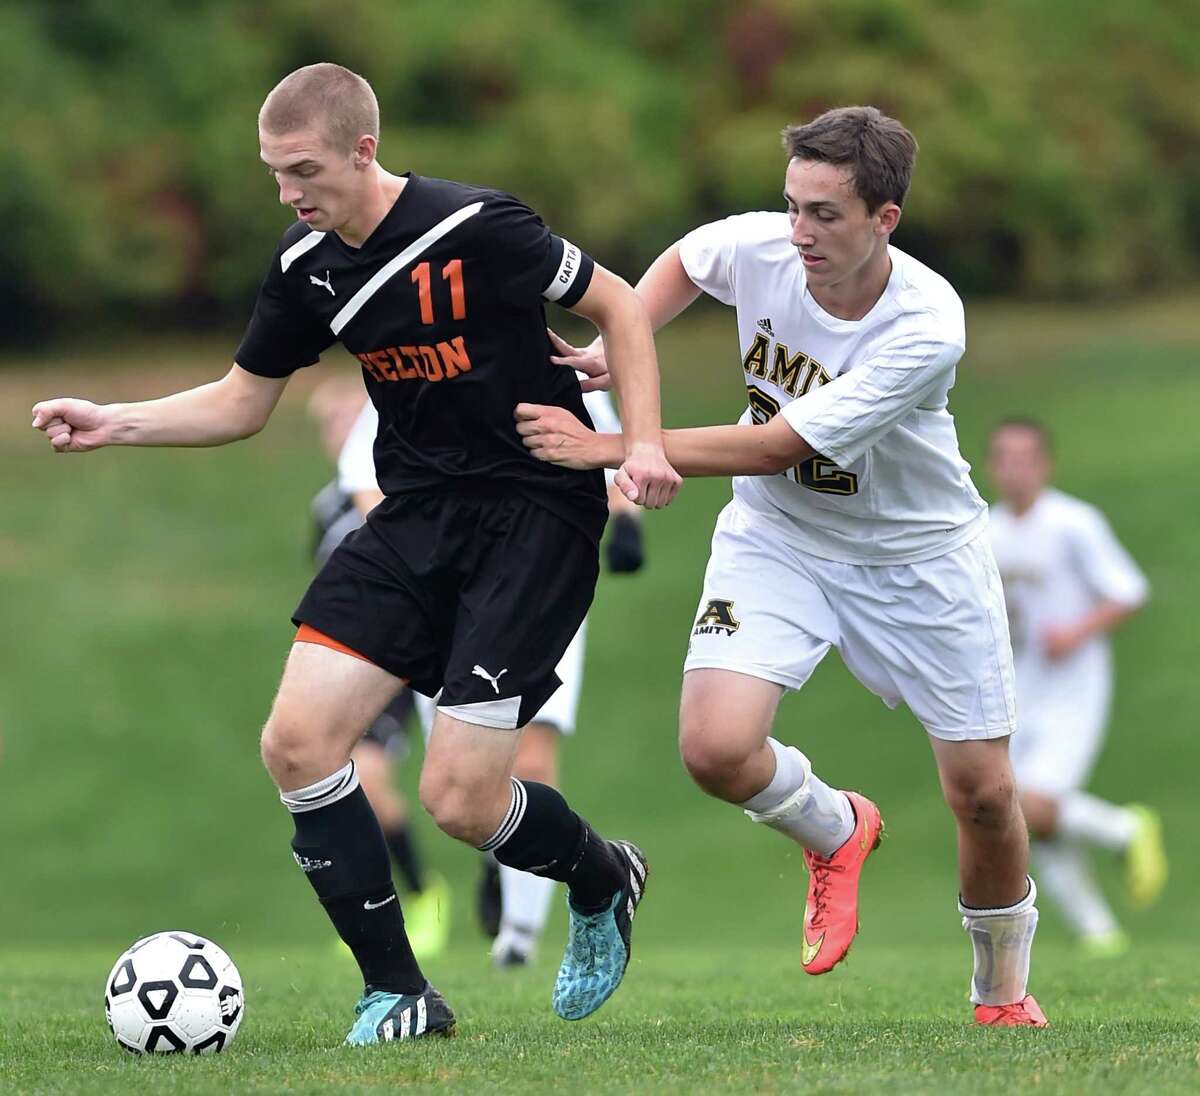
[103,931,244,1054]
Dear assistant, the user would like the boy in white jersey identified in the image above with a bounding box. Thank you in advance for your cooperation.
[518,106,1045,1026]
[986,420,1164,955]
[341,389,645,968]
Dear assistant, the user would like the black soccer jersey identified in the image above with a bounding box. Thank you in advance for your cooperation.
[236,174,608,541]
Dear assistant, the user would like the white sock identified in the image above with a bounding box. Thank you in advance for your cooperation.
[1032,840,1120,938]
[959,877,1039,1006]
[741,739,854,857]
[498,865,556,949]
[1058,792,1136,851]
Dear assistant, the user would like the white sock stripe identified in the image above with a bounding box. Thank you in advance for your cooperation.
[478,778,527,851]
[482,779,524,849]
[958,876,1037,918]
[279,761,360,814]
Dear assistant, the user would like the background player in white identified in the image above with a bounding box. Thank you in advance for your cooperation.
[986,419,1165,956]
[519,106,1046,1025]
[341,387,645,967]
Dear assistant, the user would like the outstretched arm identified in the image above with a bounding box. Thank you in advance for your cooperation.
[515,404,814,478]
[565,264,681,508]
[31,365,289,452]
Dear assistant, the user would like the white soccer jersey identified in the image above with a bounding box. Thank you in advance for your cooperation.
[679,212,986,564]
[338,388,621,494]
[337,398,379,496]
[987,488,1148,727]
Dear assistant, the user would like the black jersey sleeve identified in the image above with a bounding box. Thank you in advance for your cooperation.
[481,194,595,310]
[235,240,338,378]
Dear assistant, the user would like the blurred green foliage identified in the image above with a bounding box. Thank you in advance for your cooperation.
[3,0,1199,341]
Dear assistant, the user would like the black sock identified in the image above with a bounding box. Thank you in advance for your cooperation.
[480,779,626,913]
[282,762,425,995]
[384,823,425,894]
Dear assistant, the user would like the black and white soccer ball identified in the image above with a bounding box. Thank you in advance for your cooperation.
[104,931,244,1054]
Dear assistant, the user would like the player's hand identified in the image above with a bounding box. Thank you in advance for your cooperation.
[605,511,644,574]
[515,403,602,470]
[616,441,681,510]
[1043,624,1086,661]
[548,329,611,392]
[31,398,113,453]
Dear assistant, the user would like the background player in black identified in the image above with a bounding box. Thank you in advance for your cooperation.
[31,62,680,1044]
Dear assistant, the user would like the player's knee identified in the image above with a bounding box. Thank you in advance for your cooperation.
[943,770,1018,830]
[260,714,327,786]
[678,724,749,796]
[418,767,495,846]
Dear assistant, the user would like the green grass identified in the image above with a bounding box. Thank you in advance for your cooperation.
[4,944,1200,1094]
[1,297,1199,1092]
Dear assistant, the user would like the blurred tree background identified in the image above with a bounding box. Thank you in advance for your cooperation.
[2,0,1199,346]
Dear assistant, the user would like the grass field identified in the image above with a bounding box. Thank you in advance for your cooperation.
[1,299,1198,1093]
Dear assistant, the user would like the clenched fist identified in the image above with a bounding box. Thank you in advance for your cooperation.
[31,398,114,452]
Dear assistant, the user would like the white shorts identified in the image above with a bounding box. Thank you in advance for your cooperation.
[1008,678,1110,796]
[415,620,586,737]
[684,501,1016,741]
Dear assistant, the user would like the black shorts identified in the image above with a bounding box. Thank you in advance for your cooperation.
[294,487,599,730]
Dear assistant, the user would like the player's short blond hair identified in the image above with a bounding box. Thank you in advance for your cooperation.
[259,63,379,154]
[782,107,917,213]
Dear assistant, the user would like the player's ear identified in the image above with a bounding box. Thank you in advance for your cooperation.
[352,134,377,169]
[875,202,901,236]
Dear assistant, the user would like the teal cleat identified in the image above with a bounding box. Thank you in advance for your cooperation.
[552,841,648,1021]
[344,982,456,1046]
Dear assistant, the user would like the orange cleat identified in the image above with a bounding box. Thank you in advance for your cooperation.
[800,791,883,975]
[974,995,1049,1027]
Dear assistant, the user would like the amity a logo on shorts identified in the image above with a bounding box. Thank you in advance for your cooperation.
[693,599,740,637]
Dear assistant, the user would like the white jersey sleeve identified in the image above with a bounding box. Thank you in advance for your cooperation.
[582,388,620,488]
[779,326,964,468]
[1070,506,1149,608]
[336,399,381,496]
[677,216,745,305]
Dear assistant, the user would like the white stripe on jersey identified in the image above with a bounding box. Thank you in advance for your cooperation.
[330,202,484,335]
[280,230,328,273]
[542,239,583,302]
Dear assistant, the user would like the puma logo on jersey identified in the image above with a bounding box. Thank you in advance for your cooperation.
[757,317,775,337]
[309,270,335,296]
[693,599,740,636]
[472,665,509,694]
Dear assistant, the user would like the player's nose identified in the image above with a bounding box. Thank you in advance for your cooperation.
[790,219,815,246]
[278,181,303,206]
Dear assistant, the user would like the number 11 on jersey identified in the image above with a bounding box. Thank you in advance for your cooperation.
[411,260,467,324]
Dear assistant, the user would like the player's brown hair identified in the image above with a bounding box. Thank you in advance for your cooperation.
[259,63,380,153]
[782,107,917,212]
[989,417,1054,455]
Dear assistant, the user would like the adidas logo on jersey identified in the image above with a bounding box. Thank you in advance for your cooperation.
[757,317,775,337]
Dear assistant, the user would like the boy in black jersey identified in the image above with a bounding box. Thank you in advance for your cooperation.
[32,62,680,1044]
